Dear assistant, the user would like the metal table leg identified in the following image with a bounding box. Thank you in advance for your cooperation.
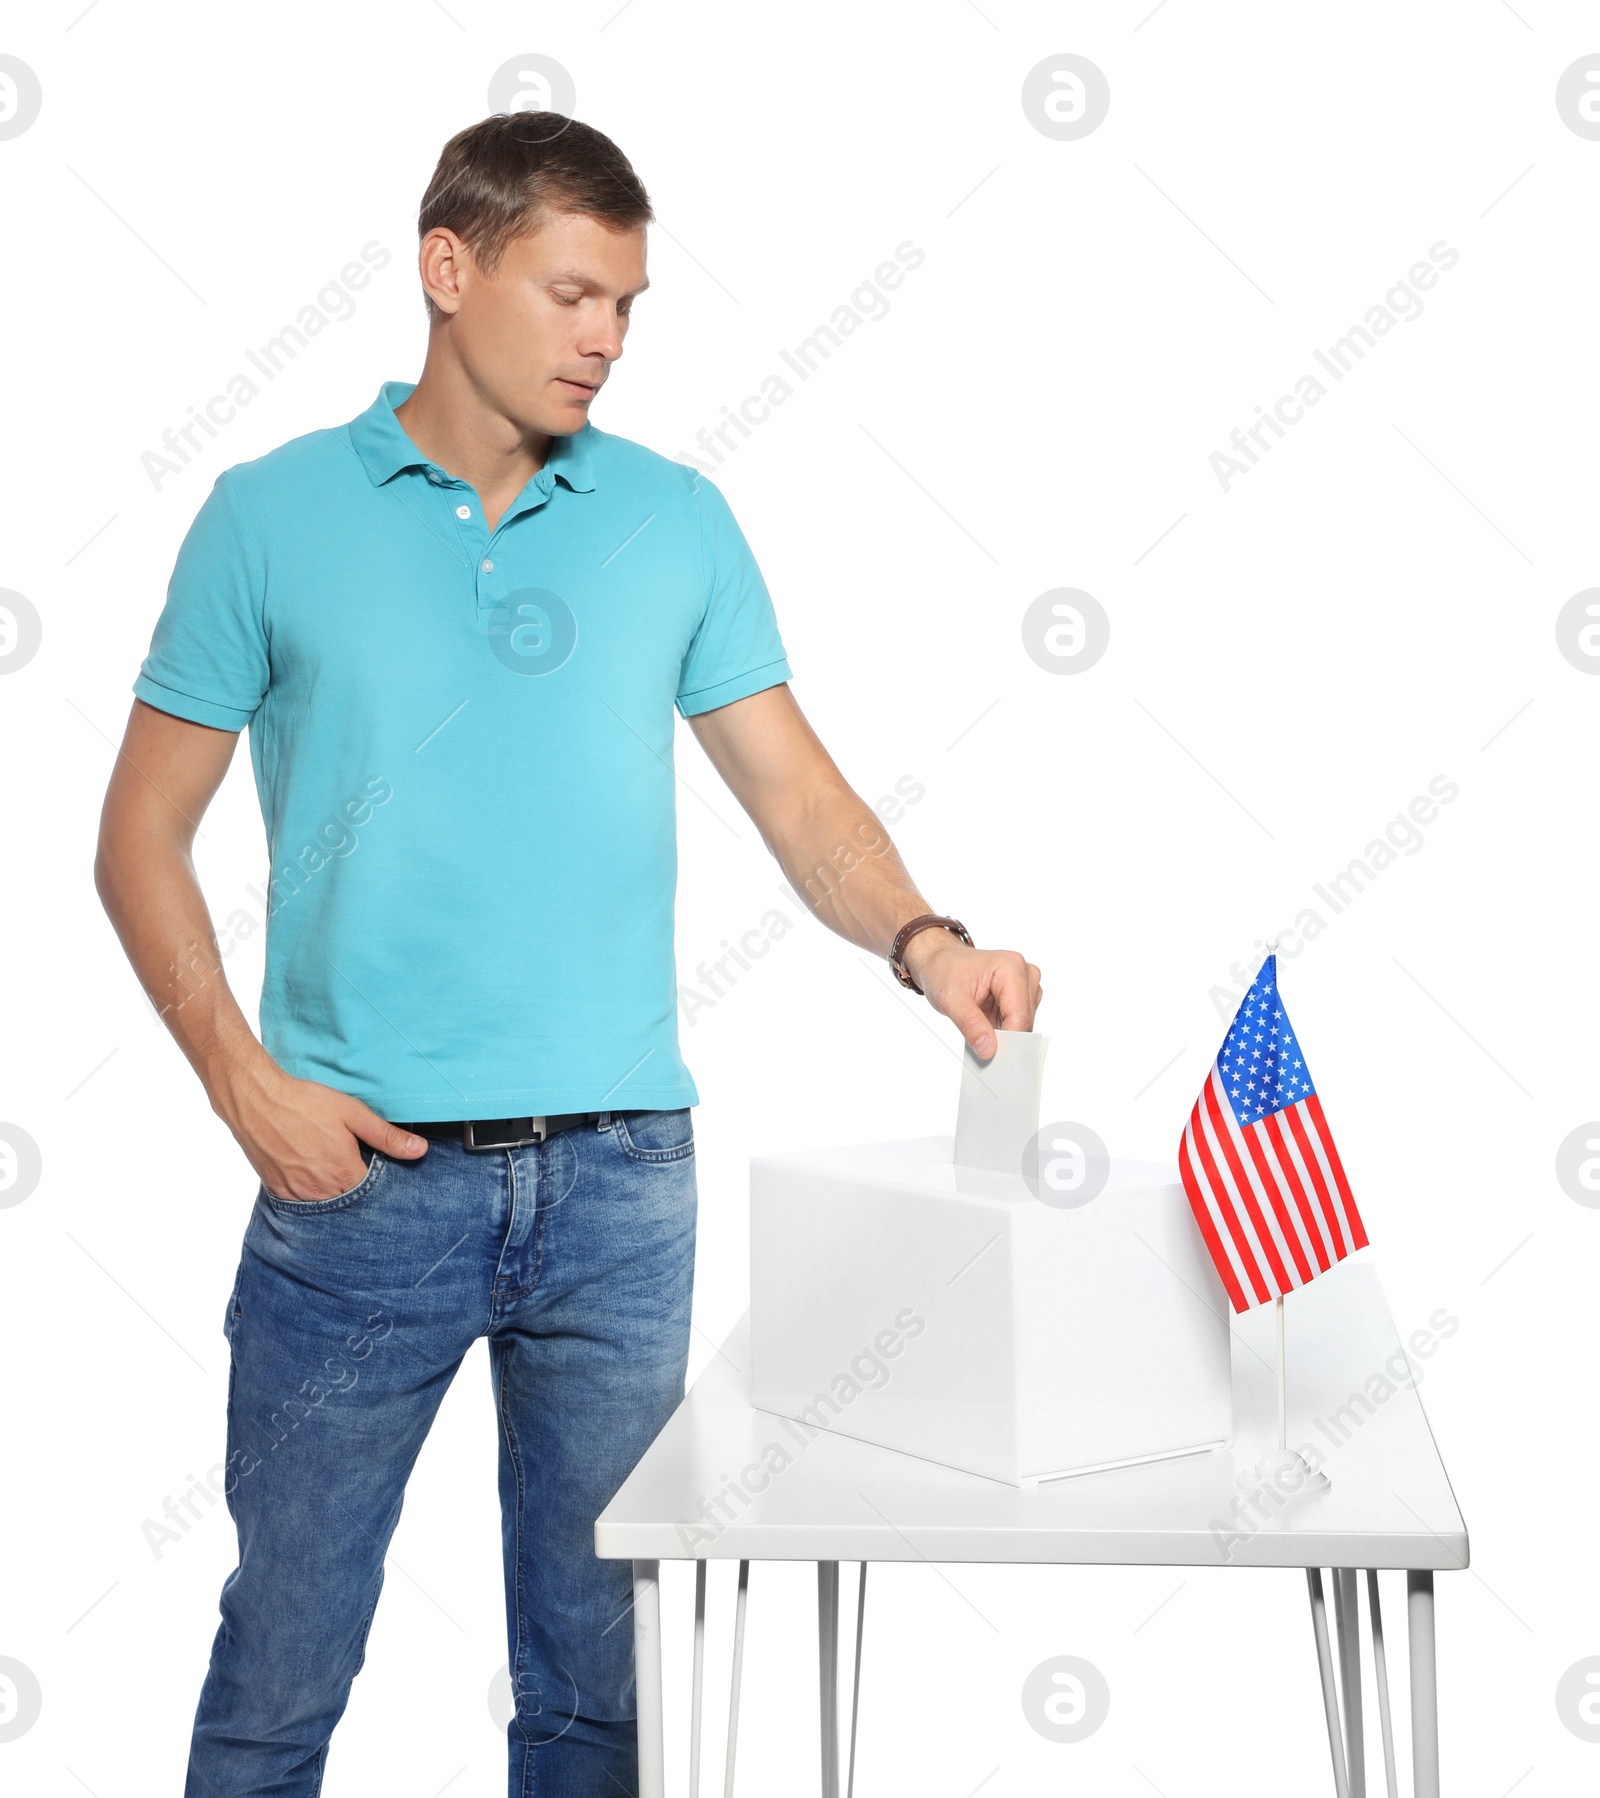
[1408,1570,1439,1798]
[1306,1569,1352,1798]
[690,1559,707,1798]
[724,1561,750,1798]
[634,1559,665,1798]
[1334,1567,1365,1797]
[1366,1571,1399,1798]
[818,1561,840,1798]
[846,1564,867,1798]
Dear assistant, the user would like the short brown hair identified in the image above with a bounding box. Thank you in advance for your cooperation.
[416,112,653,322]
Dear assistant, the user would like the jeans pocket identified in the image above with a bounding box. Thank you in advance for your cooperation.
[612,1108,695,1164]
[259,1144,386,1215]
[222,1259,245,1337]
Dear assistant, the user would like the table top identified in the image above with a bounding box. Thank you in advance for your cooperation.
[595,1260,1468,1569]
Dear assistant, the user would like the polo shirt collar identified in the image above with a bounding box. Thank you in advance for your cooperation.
[349,379,598,493]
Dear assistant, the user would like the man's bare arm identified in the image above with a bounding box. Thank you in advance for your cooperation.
[94,700,426,1199]
[688,684,1041,1058]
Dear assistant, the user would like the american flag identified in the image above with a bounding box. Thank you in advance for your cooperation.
[1178,955,1367,1314]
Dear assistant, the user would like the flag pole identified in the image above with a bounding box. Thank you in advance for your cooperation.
[1260,939,1330,1494]
[1277,1294,1287,1455]
[1266,1284,1327,1490]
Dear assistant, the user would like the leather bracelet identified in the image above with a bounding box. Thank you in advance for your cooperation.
[889,913,973,993]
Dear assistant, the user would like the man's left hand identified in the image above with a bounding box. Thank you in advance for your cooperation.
[902,933,1042,1060]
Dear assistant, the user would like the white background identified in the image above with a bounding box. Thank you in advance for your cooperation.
[1,2,1596,1793]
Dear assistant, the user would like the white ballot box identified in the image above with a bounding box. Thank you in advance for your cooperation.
[749,1032,1233,1486]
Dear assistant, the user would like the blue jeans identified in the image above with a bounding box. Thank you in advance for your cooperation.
[185,1109,698,1798]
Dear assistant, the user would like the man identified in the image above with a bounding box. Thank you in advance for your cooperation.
[96,111,1040,1797]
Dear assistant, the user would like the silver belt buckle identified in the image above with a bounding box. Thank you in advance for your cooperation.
[463,1117,547,1151]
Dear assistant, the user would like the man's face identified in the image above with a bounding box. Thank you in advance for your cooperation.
[446,209,649,436]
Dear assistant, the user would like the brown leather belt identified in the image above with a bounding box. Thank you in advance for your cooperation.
[395,1112,642,1151]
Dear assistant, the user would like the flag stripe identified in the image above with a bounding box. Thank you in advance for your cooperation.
[1294,1102,1356,1259]
[1262,1110,1332,1273]
[1188,1097,1271,1304]
[1306,1092,1368,1251]
[1298,1097,1367,1258]
[1236,1115,1314,1284]
[1194,1092,1278,1305]
[1179,1126,1250,1312]
[1286,1101,1347,1257]
[1203,1076,1293,1291]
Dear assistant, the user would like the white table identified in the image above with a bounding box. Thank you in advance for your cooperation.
[596,1259,1466,1797]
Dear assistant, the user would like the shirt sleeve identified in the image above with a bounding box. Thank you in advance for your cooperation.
[133,470,269,732]
[675,472,792,717]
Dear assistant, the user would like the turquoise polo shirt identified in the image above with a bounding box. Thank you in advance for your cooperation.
[134,379,791,1118]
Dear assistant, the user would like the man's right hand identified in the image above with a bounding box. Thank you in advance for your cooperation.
[214,1057,429,1202]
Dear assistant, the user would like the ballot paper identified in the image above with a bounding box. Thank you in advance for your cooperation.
[953,1029,1050,1174]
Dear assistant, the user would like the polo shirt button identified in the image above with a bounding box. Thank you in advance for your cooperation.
[426,471,442,484]
[456,505,471,519]
[482,559,494,572]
